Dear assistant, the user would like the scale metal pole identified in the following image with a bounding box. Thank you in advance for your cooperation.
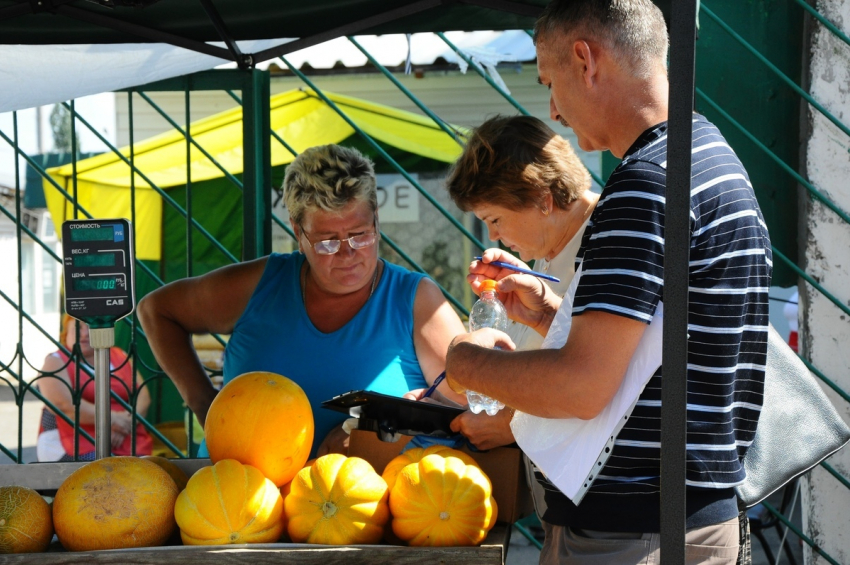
[90,328,115,460]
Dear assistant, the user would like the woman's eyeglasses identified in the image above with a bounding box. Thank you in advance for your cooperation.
[299,225,378,255]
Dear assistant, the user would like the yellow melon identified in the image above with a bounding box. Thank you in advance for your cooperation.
[0,486,53,553]
[205,372,314,487]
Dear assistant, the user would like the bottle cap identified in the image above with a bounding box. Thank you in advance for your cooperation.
[480,279,497,293]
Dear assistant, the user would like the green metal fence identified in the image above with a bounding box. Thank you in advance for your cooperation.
[696,2,850,563]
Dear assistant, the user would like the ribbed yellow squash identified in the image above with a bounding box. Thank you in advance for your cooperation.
[390,454,496,547]
[285,454,389,545]
[382,445,478,491]
[204,372,314,487]
[175,459,285,545]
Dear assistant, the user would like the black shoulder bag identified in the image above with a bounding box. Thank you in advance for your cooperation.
[735,325,850,508]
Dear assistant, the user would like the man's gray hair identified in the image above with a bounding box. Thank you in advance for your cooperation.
[283,144,378,225]
[534,0,669,77]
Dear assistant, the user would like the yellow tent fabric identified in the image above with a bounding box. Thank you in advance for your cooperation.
[44,88,465,261]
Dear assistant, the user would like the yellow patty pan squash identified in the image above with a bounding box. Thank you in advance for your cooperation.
[381,445,479,491]
[285,454,389,545]
[389,453,497,546]
[175,459,285,545]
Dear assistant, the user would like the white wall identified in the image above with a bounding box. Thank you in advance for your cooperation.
[800,0,850,563]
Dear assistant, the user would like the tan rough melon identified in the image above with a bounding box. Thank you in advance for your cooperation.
[142,455,189,490]
[0,486,53,554]
[53,457,179,551]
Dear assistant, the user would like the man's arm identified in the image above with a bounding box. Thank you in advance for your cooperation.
[446,311,648,420]
[137,258,267,426]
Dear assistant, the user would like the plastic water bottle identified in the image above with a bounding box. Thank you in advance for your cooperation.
[466,279,508,416]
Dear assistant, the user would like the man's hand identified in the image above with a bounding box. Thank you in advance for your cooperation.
[468,249,560,335]
[450,408,515,451]
[446,328,515,394]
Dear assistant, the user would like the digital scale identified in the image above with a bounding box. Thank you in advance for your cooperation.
[62,218,135,459]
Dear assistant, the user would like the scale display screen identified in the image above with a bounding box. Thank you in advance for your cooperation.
[63,219,134,326]
[73,276,122,292]
[69,226,115,242]
[73,253,116,268]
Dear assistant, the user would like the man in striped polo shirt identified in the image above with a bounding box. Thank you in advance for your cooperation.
[445,0,772,563]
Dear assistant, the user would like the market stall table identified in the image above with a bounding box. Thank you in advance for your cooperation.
[0,525,512,565]
[0,453,517,565]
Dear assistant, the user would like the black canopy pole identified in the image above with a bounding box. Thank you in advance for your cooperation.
[198,0,250,69]
[661,0,698,562]
[54,4,234,61]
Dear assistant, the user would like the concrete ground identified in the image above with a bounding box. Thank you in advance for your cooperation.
[1,383,805,564]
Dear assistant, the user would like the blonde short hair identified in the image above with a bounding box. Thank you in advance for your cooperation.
[446,115,590,212]
[283,145,377,225]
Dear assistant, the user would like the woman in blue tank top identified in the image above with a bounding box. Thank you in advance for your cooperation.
[139,144,466,458]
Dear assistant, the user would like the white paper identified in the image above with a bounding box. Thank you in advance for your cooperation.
[510,265,664,503]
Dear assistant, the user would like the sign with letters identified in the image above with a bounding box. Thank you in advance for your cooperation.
[376,174,419,223]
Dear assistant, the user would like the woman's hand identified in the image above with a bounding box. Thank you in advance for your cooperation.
[111,410,133,434]
[469,249,561,335]
[403,388,465,408]
[468,248,532,290]
[110,411,132,448]
[450,408,515,451]
[316,423,350,457]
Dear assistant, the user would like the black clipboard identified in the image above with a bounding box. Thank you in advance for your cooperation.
[322,390,464,442]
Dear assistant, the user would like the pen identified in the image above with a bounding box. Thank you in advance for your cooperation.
[473,257,561,283]
[422,371,446,399]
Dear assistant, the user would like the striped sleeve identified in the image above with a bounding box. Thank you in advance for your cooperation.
[572,163,668,323]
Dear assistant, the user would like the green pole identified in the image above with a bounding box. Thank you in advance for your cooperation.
[242,69,272,260]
